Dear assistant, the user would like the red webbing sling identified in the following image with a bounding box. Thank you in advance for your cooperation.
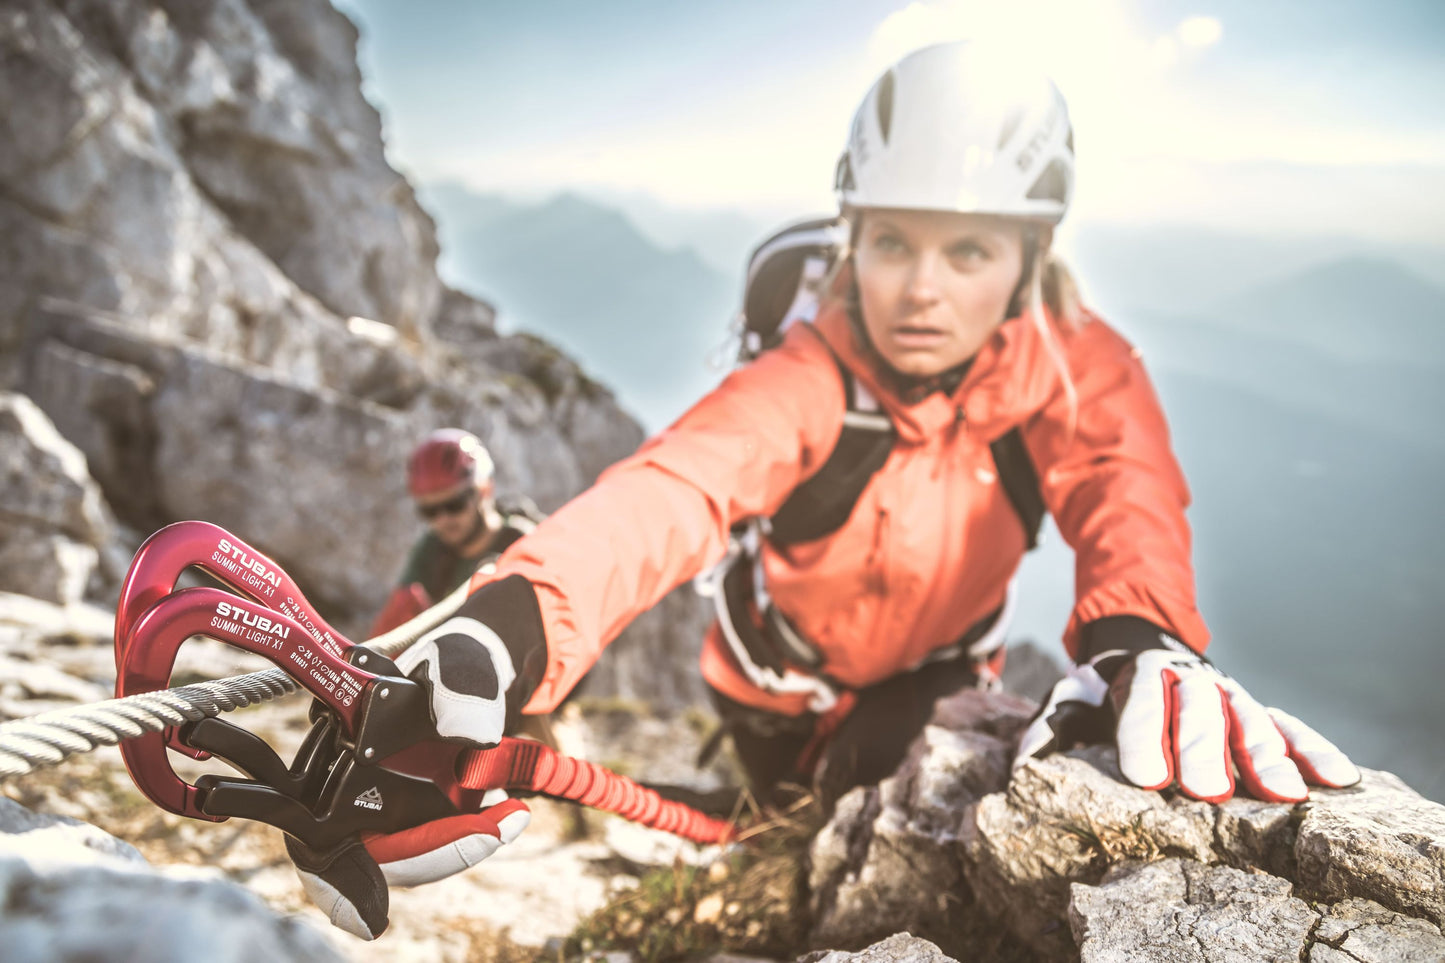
[457,737,735,845]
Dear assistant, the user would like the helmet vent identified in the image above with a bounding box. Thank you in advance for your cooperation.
[997,108,1024,149]
[1065,127,1075,155]
[1026,159,1069,203]
[875,70,895,144]
[835,153,855,193]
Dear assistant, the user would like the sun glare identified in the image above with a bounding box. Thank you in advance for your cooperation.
[418,0,1441,242]
[1177,16,1224,48]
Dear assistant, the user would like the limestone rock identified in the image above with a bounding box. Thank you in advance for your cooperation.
[1071,864,1445,963]
[1295,769,1445,929]
[999,639,1065,704]
[0,592,115,653]
[1213,794,1298,878]
[0,798,345,963]
[809,690,1034,953]
[23,307,707,711]
[961,746,1220,956]
[0,528,98,606]
[0,0,708,708]
[0,393,108,545]
[0,796,143,864]
[0,651,108,712]
[788,678,1445,963]
[26,343,160,528]
[0,393,112,604]
[1069,858,1317,962]
[800,933,959,962]
[1309,898,1445,963]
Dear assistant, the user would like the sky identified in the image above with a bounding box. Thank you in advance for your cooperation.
[333,0,1445,246]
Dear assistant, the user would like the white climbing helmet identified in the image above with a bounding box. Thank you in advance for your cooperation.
[835,41,1075,225]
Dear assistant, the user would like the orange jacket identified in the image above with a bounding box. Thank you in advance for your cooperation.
[480,300,1208,716]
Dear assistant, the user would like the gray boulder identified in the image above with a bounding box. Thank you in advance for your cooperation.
[1295,768,1445,928]
[0,393,107,545]
[1069,861,1445,963]
[0,796,345,963]
[808,687,1445,962]
[809,690,1036,953]
[800,933,959,962]
[0,393,111,604]
[970,750,1445,958]
[1309,898,1445,963]
[1069,859,1318,962]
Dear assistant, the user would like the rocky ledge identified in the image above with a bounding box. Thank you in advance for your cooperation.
[810,689,1445,962]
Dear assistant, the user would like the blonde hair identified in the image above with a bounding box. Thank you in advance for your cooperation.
[1031,248,1082,439]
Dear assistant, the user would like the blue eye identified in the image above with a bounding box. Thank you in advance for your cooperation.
[949,242,988,261]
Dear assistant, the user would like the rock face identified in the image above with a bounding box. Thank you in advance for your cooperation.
[0,0,710,710]
[809,691,1036,954]
[1294,768,1445,928]
[0,393,111,604]
[801,933,959,962]
[808,688,1445,962]
[1070,863,1445,962]
[1069,859,1319,962]
[0,796,346,963]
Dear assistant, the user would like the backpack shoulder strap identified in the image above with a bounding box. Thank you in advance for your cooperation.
[766,359,1049,550]
[988,427,1046,550]
[767,354,895,546]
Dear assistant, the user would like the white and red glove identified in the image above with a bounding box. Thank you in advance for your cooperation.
[1013,617,1361,804]
[292,577,549,939]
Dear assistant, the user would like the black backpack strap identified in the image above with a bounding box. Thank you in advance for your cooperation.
[988,427,1046,550]
[767,356,895,546]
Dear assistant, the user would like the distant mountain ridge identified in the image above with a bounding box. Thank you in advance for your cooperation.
[420,184,734,429]
[1069,223,1445,317]
[1209,256,1445,368]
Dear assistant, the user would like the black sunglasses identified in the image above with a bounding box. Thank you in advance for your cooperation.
[416,490,474,520]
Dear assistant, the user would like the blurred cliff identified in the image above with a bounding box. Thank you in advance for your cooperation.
[0,0,708,712]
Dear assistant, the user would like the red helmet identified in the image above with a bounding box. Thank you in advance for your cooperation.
[406,429,494,498]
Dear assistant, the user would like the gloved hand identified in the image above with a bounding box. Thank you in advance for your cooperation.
[288,793,530,940]
[1013,617,1361,804]
[291,612,532,939]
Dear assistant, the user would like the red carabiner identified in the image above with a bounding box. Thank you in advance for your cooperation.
[115,521,354,761]
[117,587,384,820]
[115,521,350,671]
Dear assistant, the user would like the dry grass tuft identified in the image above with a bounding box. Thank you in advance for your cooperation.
[564,794,823,962]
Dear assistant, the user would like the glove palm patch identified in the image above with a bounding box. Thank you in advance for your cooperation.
[396,617,515,746]
[430,632,501,700]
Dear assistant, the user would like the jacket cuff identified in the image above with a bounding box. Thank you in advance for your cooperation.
[1077,615,1180,663]
[454,575,549,724]
[1064,581,1210,661]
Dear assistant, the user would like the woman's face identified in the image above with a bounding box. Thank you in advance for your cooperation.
[853,209,1027,379]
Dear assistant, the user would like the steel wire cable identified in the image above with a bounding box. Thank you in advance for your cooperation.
[0,576,473,779]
